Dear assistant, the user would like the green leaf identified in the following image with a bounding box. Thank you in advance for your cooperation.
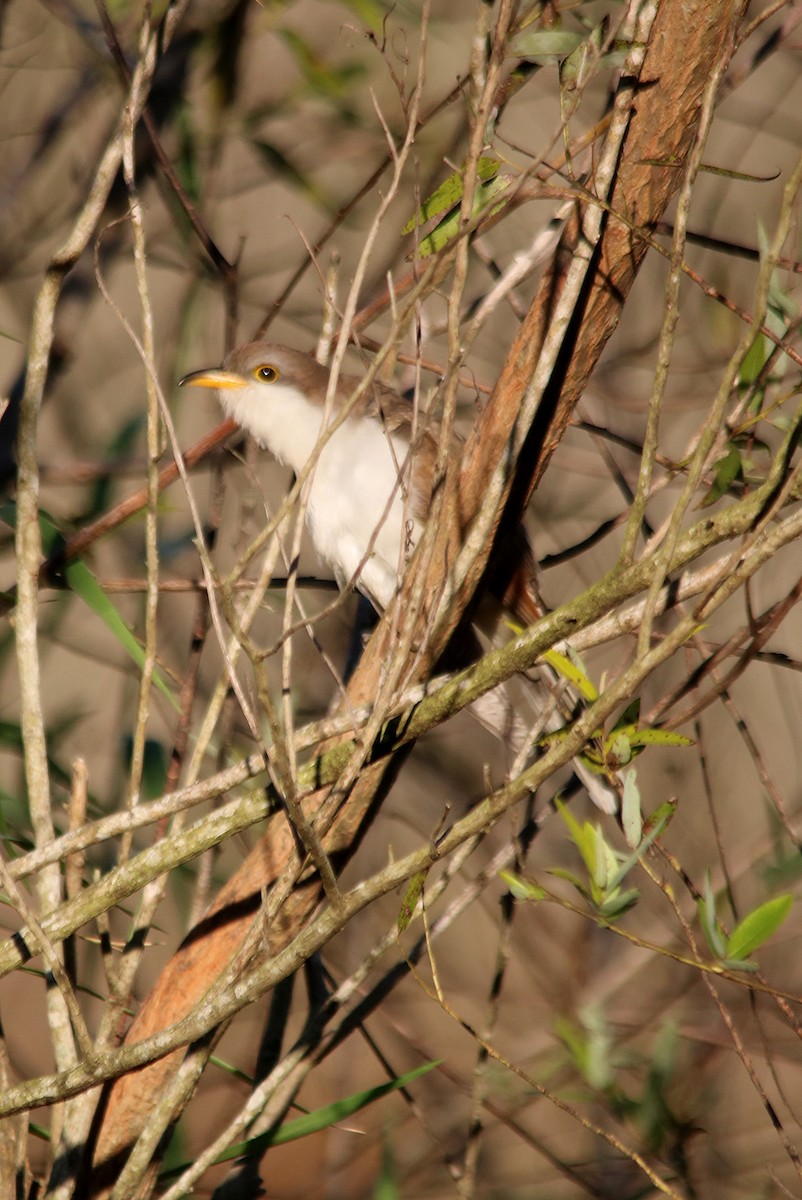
[397,869,428,933]
[87,413,145,522]
[121,737,168,801]
[628,729,693,749]
[554,1015,587,1075]
[411,176,510,258]
[500,870,546,901]
[621,770,642,849]
[547,866,588,896]
[598,716,692,770]
[555,799,598,878]
[699,163,781,183]
[174,100,202,209]
[598,888,640,919]
[719,956,759,974]
[592,823,619,891]
[701,442,743,507]
[542,647,598,702]
[606,806,670,893]
[697,874,727,958]
[644,799,677,836]
[575,745,609,776]
[214,1060,441,1161]
[556,1007,613,1090]
[725,894,793,961]
[638,1020,679,1150]
[739,332,768,387]
[402,158,500,234]
[209,1056,256,1086]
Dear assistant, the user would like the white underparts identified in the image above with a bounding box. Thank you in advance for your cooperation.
[219,379,421,609]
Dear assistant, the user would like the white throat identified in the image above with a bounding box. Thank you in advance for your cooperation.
[218,378,326,474]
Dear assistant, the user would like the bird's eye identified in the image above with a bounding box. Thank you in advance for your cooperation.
[254,364,279,383]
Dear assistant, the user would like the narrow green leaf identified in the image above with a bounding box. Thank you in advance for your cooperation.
[739,333,768,387]
[725,894,793,961]
[767,281,799,322]
[719,957,759,974]
[701,443,743,507]
[174,101,202,208]
[607,806,671,893]
[121,736,168,800]
[698,874,726,958]
[628,729,693,749]
[280,28,365,100]
[643,799,677,836]
[413,176,511,258]
[599,888,640,919]
[0,720,72,791]
[555,800,597,878]
[539,725,572,749]
[621,770,642,849]
[547,866,588,895]
[580,1006,612,1090]
[209,1056,255,1086]
[402,157,500,235]
[575,745,608,775]
[542,647,598,701]
[87,413,145,522]
[500,870,546,901]
[213,1061,442,1161]
[397,869,428,933]
[592,824,617,891]
[699,163,781,183]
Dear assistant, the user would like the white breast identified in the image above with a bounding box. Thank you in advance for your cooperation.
[306,415,419,610]
[219,379,420,609]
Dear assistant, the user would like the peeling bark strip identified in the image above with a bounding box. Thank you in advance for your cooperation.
[522,0,747,495]
[91,0,746,1187]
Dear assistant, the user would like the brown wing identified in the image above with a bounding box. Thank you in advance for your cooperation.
[359,377,444,526]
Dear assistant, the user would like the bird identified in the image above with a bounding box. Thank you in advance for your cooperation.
[181,340,439,614]
[179,339,617,813]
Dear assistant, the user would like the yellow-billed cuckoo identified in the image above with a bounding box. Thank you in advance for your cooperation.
[180,340,617,813]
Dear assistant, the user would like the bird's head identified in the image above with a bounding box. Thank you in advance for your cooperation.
[179,341,333,465]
